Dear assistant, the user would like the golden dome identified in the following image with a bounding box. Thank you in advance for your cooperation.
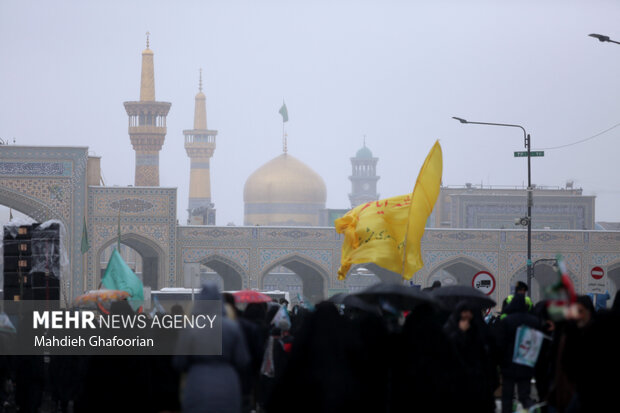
[244,153,327,226]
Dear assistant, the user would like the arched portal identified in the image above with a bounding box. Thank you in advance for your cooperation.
[260,255,329,303]
[426,257,492,288]
[0,186,62,224]
[97,234,165,290]
[263,266,302,296]
[198,256,245,292]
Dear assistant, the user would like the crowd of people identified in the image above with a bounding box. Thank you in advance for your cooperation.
[0,280,619,413]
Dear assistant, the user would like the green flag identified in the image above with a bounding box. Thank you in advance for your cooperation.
[279,102,289,123]
[80,216,90,254]
[102,248,144,309]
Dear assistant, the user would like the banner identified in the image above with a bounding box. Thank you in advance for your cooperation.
[512,325,544,367]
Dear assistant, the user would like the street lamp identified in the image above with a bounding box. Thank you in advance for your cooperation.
[589,33,620,45]
[452,116,534,297]
[532,258,557,281]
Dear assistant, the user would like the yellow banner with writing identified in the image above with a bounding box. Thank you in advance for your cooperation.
[335,140,442,280]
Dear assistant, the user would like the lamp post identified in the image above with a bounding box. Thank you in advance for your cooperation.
[589,33,620,45]
[452,117,534,296]
[532,258,558,281]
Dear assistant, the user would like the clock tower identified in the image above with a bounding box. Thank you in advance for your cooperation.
[348,140,379,208]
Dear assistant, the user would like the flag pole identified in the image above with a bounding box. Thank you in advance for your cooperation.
[282,120,287,154]
[117,205,121,251]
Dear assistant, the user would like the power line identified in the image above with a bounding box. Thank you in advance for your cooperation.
[535,121,620,150]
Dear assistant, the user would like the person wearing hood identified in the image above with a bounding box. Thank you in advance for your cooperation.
[173,283,250,413]
[549,295,595,412]
[500,281,533,317]
[266,302,388,413]
[392,303,461,412]
[572,290,620,411]
[444,302,498,413]
[79,301,154,413]
[495,293,543,413]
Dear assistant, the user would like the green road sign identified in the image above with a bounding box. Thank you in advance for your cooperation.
[514,151,544,157]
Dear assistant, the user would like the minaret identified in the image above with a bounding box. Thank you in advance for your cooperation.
[184,69,218,225]
[123,33,171,186]
[349,137,380,208]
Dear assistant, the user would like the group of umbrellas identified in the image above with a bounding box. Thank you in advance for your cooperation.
[331,283,496,313]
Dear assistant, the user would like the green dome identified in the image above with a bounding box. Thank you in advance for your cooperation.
[355,146,373,159]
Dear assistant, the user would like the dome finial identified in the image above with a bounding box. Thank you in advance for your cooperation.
[363,134,366,147]
[283,132,288,154]
[193,68,207,129]
[139,33,155,101]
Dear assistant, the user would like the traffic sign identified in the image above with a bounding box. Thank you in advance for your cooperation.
[587,266,606,293]
[472,271,496,295]
[514,151,544,157]
[591,266,605,280]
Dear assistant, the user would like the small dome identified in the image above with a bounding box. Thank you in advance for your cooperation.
[356,145,373,159]
[244,153,326,226]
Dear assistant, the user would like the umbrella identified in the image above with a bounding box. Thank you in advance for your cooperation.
[354,282,437,310]
[74,289,130,307]
[233,290,273,304]
[326,292,347,305]
[342,295,382,315]
[431,285,496,310]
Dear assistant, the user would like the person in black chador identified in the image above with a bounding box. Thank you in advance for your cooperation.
[78,301,155,413]
[266,302,389,413]
[444,302,498,413]
[572,290,620,411]
[391,303,460,412]
[495,293,543,413]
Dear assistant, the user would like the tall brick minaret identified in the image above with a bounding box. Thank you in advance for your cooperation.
[184,69,217,225]
[123,33,171,186]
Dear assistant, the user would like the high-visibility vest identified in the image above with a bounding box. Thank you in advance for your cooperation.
[500,294,533,319]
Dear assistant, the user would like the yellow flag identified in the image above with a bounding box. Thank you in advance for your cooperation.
[335,140,442,280]
[403,140,442,278]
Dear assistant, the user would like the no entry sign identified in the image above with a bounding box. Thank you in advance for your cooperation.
[587,266,606,294]
[591,266,605,280]
[472,271,496,295]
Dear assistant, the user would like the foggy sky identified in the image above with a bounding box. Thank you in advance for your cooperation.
[2,0,620,226]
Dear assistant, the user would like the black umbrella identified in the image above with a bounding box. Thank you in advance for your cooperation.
[354,282,437,310]
[326,292,347,305]
[342,295,382,315]
[431,285,496,310]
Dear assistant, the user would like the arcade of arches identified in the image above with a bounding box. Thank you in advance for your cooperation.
[2,145,620,306]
